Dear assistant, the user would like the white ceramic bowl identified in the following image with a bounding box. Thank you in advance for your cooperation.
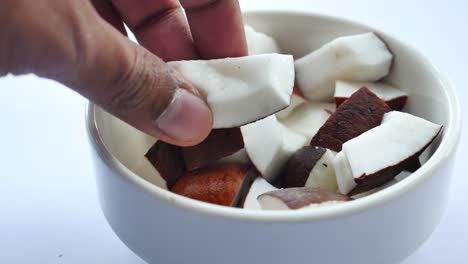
[86,11,461,264]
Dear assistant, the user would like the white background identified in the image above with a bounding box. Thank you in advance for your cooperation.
[0,0,466,263]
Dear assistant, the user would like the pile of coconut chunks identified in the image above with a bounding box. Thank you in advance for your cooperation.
[145,26,442,211]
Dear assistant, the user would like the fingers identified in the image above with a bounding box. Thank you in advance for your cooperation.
[106,0,247,60]
[180,0,247,59]
[90,0,127,35]
[110,0,199,61]
[56,3,212,146]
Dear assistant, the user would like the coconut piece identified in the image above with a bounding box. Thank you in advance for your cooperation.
[310,87,391,152]
[395,171,412,181]
[241,115,307,182]
[182,128,244,171]
[405,158,422,172]
[244,25,281,55]
[284,146,338,192]
[216,149,251,165]
[280,102,335,141]
[145,141,185,188]
[242,177,279,210]
[277,87,316,121]
[295,32,392,101]
[276,93,307,120]
[335,81,408,110]
[170,164,257,207]
[334,111,442,195]
[334,82,418,172]
[258,187,351,210]
[351,179,398,199]
[293,86,305,97]
[168,54,294,128]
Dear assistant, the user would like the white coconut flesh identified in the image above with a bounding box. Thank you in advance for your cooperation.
[280,102,335,141]
[216,149,252,165]
[258,189,348,210]
[279,123,309,163]
[335,80,407,102]
[168,54,295,128]
[334,111,442,194]
[241,115,307,182]
[257,195,291,210]
[305,149,338,192]
[295,32,392,101]
[276,94,307,120]
[244,25,281,55]
[259,195,345,211]
[243,177,278,210]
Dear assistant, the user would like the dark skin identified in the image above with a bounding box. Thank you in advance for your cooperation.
[0,0,248,146]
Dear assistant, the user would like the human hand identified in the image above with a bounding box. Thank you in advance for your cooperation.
[0,0,247,146]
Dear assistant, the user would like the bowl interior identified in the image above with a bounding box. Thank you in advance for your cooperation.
[90,12,453,205]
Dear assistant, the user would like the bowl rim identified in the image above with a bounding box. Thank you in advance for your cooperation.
[86,10,462,223]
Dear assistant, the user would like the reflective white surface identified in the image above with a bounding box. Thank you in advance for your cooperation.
[0,1,466,263]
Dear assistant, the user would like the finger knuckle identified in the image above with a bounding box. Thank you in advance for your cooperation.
[106,47,174,118]
[131,5,181,34]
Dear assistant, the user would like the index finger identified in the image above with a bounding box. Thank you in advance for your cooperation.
[180,0,247,59]
[111,0,199,61]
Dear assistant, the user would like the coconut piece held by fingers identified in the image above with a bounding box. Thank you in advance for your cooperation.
[168,54,295,128]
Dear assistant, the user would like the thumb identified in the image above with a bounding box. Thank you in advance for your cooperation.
[53,6,213,146]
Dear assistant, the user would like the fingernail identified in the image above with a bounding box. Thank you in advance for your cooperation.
[156,89,212,142]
